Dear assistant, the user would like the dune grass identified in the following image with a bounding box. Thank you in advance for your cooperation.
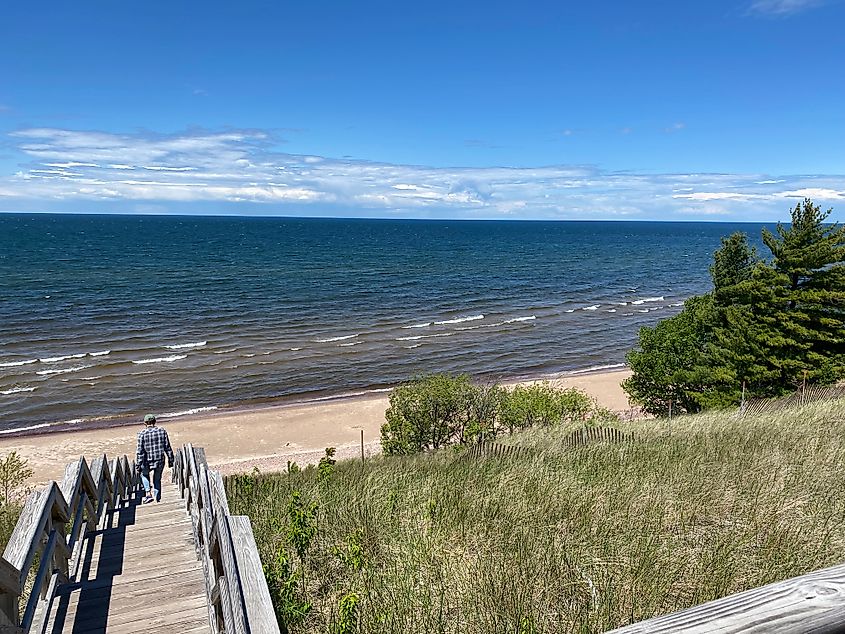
[226,399,845,633]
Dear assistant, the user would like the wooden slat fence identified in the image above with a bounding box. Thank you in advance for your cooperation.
[0,453,137,634]
[563,425,635,448]
[464,441,533,460]
[742,384,845,417]
[173,444,280,634]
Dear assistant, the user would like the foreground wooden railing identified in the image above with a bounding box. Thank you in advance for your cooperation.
[173,444,280,634]
[0,453,137,633]
[607,561,845,632]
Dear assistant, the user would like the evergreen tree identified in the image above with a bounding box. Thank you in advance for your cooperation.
[624,199,844,411]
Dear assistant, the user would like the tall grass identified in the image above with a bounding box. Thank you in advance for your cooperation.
[226,399,845,633]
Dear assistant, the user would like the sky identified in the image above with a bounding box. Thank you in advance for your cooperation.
[1,0,843,221]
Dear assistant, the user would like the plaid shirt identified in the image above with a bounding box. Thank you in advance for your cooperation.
[136,425,175,471]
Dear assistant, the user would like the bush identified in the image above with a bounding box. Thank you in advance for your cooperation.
[381,374,610,455]
[500,383,593,433]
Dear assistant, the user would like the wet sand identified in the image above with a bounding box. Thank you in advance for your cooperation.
[1,369,632,483]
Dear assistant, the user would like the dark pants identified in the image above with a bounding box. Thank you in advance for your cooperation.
[141,461,165,501]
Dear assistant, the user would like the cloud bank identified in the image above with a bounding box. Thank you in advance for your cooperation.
[2,127,843,221]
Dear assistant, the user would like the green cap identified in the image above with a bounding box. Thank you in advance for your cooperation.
[143,413,157,424]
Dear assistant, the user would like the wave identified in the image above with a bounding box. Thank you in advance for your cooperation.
[606,309,617,313]
[396,332,455,342]
[404,343,422,349]
[339,341,362,347]
[0,359,37,368]
[160,406,218,418]
[36,364,93,376]
[290,348,302,351]
[401,322,432,329]
[669,302,684,307]
[90,350,111,357]
[165,341,207,350]
[213,348,238,355]
[131,354,187,365]
[0,422,55,435]
[631,296,664,305]
[583,305,600,311]
[40,352,87,363]
[315,334,359,343]
[564,309,575,313]
[565,363,626,376]
[614,302,628,306]
[0,387,36,395]
[435,314,484,325]
[502,315,536,324]
[457,315,537,331]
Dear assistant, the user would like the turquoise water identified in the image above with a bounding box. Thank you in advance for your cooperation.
[0,214,763,433]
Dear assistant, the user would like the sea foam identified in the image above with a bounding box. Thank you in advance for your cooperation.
[396,333,454,341]
[165,341,207,350]
[434,314,483,325]
[132,354,187,365]
[160,406,218,418]
[36,365,92,376]
[0,359,37,368]
[315,334,359,343]
[631,296,664,305]
[0,387,36,395]
[40,353,86,363]
[401,322,432,329]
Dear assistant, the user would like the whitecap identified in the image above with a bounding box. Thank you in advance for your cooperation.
[0,359,37,368]
[404,343,422,349]
[606,309,617,313]
[165,341,207,350]
[36,364,92,376]
[0,387,36,395]
[583,305,600,311]
[289,348,302,351]
[89,350,111,357]
[564,309,576,313]
[401,322,432,329]
[39,353,86,363]
[631,296,664,305]
[434,314,483,325]
[315,334,359,343]
[637,309,650,313]
[502,315,536,324]
[131,354,187,365]
[160,406,218,418]
[339,341,362,347]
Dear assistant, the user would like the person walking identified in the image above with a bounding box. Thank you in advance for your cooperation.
[136,413,175,504]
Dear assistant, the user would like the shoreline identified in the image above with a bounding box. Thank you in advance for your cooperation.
[0,362,628,439]
[0,367,633,484]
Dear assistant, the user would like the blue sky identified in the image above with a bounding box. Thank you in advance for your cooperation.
[1,0,843,220]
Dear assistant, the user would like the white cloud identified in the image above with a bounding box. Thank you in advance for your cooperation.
[2,127,844,220]
[748,0,824,15]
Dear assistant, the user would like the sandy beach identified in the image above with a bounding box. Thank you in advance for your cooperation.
[1,369,632,484]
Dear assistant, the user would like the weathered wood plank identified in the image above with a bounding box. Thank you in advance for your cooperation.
[606,562,845,633]
[228,516,282,634]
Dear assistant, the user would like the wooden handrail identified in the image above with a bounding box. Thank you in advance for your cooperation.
[173,444,280,634]
[605,561,845,633]
[0,452,139,633]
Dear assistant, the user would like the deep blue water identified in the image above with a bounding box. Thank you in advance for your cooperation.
[0,214,766,432]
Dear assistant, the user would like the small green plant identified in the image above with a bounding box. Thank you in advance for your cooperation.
[317,447,336,483]
[331,592,359,634]
[333,529,365,571]
[287,460,301,474]
[263,546,311,627]
[0,451,32,507]
[287,491,318,564]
